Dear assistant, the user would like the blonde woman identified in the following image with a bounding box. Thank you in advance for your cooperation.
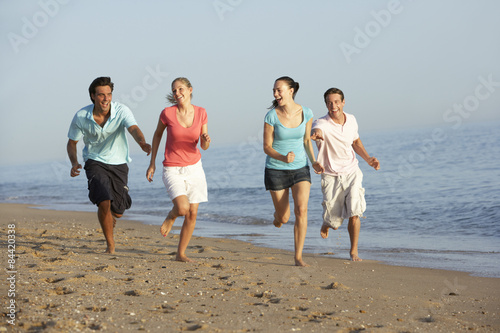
[147,77,210,262]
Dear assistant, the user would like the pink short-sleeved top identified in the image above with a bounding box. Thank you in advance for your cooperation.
[160,105,207,167]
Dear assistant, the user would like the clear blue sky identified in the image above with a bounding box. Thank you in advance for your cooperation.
[1,0,499,165]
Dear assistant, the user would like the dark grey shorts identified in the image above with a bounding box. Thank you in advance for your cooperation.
[84,159,131,215]
[264,165,311,191]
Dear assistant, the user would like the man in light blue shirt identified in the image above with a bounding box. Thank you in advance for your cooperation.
[67,77,151,254]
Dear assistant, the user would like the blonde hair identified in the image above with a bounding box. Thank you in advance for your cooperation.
[166,77,193,105]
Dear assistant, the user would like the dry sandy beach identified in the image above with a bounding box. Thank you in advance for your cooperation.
[1,203,499,332]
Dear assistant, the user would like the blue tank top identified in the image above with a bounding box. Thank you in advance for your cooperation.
[264,106,313,170]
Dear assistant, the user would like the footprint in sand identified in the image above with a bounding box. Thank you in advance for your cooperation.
[124,290,142,296]
[182,324,210,331]
[47,286,74,295]
[93,264,119,272]
[153,304,176,313]
[44,277,65,283]
[86,306,107,312]
[322,281,350,290]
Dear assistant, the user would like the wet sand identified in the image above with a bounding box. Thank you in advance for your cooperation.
[1,203,499,332]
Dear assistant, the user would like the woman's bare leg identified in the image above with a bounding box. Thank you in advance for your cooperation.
[176,203,200,262]
[269,189,291,228]
[291,181,311,267]
[160,195,190,237]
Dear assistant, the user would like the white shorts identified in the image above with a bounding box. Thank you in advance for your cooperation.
[162,160,208,204]
[321,167,366,229]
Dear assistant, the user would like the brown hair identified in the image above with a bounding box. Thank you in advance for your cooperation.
[269,76,300,109]
[89,77,114,103]
[166,77,193,105]
[323,87,345,103]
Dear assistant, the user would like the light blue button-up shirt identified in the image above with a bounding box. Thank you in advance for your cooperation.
[68,102,138,165]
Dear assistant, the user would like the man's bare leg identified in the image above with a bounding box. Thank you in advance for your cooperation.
[176,203,199,262]
[320,223,339,239]
[348,216,362,261]
[97,200,115,254]
[111,212,121,228]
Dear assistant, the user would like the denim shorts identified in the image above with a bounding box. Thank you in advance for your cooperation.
[264,165,311,191]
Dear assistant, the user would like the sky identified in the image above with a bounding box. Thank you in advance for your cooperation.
[1,0,499,166]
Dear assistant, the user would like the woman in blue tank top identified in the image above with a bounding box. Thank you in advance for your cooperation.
[263,76,322,266]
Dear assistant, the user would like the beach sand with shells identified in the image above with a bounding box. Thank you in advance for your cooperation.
[1,203,499,332]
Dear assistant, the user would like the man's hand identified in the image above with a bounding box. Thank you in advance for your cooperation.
[311,129,324,141]
[128,125,151,155]
[140,142,152,156]
[368,157,380,170]
[70,163,82,177]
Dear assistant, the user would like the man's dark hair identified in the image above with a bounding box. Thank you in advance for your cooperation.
[89,77,114,103]
[323,87,344,103]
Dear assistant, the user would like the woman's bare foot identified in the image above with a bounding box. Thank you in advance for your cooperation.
[294,258,309,267]
[176,254,195,263]
[160,212,176,237]
[350,252,362,262]
[104,245,115,254]
[273,212,282,228]
[273,212,288,228]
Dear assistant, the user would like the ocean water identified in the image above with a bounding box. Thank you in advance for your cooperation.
[1,120,499,278]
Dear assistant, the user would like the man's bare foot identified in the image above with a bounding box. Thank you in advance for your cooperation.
[160,213,175,237]
[320,224,338,239]
[320,225,329,239]
[294,258,309,267]
[176,254,195,263]
[350,253,362,262]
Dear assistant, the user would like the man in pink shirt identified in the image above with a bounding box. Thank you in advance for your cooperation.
[311,88,380,261]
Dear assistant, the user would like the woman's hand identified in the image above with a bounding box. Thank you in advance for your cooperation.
[146,165,155,183]
[283,151,295,163]
[200,132,211,150]
[312,161,324,174]
[201,133,211,143]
